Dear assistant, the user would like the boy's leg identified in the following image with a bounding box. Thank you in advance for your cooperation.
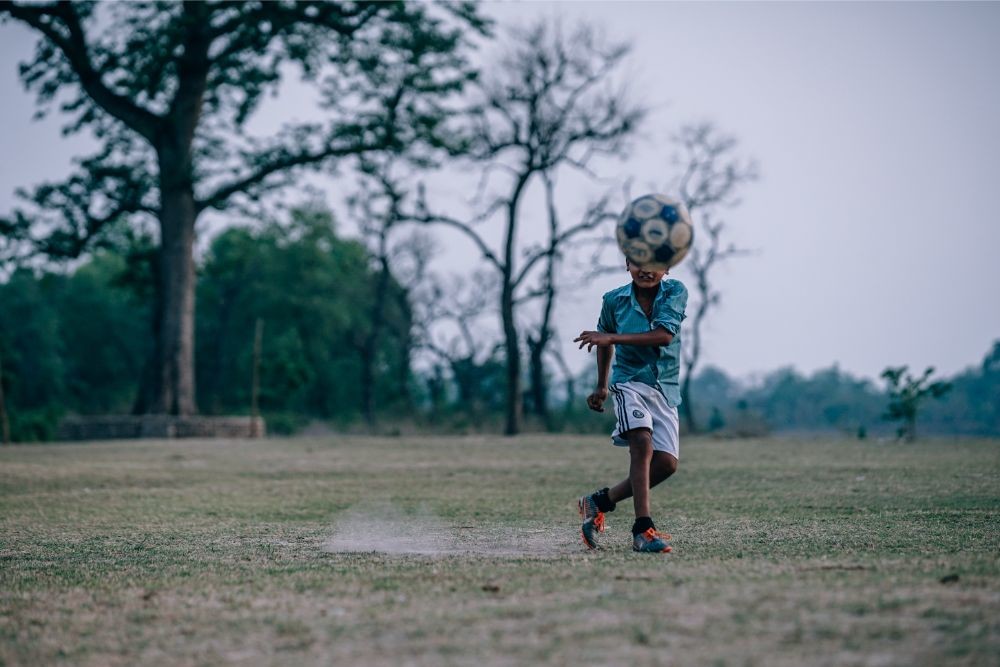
[626,428,653,518]
[618,429,670,552]
[607,451,679,505]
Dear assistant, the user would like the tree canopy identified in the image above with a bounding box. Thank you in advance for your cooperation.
[0,0,488,415]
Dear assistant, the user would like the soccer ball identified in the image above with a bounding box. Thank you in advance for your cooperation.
[615,194,694,270]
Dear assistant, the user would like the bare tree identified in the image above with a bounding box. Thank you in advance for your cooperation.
[348,160,409,427]
[672,123,759,433]
[414,273,504,419]
[525,173,562,426]
[414,19,643,434]
[526,172,612,426]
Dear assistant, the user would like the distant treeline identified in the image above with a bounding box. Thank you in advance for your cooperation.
[1,213,997,441]
[681,356,999,439]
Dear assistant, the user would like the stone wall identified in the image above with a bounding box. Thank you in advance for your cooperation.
[58,415,266,441]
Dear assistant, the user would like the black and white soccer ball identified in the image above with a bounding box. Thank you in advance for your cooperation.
[615,194,694,271]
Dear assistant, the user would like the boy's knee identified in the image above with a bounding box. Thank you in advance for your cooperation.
[627,429,653,457]
[661,455,678,476]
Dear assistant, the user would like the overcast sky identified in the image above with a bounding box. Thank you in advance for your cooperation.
[2,1,999,384]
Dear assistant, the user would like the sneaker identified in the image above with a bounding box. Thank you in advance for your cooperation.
[632,528,672,553]
[578,494,606,550]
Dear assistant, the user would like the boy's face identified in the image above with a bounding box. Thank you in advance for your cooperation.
[626,259,667,289]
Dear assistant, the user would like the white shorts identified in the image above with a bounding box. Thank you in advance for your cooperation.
[609,381,680,459]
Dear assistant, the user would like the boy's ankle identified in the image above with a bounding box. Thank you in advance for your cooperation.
[592,487,615,512]
[632,516,655,535]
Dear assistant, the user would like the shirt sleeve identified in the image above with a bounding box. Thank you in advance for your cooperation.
[596,295,616,333]
[652,283,688,335]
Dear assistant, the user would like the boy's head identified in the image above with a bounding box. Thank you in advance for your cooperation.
[626,258,667,289]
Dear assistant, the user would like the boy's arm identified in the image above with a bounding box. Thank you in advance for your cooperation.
[583,295,617,413]
[575,327,674,352]
[587,345,614,412]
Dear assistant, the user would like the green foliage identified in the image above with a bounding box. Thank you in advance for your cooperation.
[919,343,1000,436]
[0,206,414,439]
[0,254,149,440]
[1,218,996,440]
[0,1,489,257]
[196,206,412,420]
[881,366,952,441]
[638,360,997,439]
[0,270,65,413]
[53,254,152,412]
[1,1,489,415]
[737,365,884,435]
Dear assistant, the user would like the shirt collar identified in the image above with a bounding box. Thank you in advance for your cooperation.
[629,280,665,313]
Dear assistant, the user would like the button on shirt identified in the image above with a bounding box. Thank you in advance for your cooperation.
[596,279,688,407]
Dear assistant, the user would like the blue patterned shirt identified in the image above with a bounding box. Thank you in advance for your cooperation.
[596,279,688,406]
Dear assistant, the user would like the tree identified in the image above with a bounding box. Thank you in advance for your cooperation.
[671,123,759,433]
[415,271,505,420]
[414,19,643,434]
[0,1,487,415]
[197,204,411,423]
[347,159,423,427]
[880,365,952,442]
[525,172,609,427]
[0,269,66,440]
[930,342,1000,436]
[0,254,150,440]
[740,365,883,434]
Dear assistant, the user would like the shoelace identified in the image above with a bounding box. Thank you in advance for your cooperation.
[641,527,670,542]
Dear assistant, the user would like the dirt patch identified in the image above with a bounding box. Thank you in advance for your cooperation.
[322,503,580,558]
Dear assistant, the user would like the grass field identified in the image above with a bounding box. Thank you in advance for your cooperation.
[1,434,998,666]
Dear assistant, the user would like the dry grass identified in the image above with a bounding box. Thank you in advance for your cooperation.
[1,434,998,666]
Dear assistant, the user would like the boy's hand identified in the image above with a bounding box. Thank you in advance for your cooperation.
[575,330,613,352]
[587,387,609,412]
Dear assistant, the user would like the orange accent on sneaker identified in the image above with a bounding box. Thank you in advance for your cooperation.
[594,512,605,532]
[641,527,672,552]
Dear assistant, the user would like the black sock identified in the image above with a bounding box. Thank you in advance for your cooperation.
[632,516,655,535]
[592,487,615,513]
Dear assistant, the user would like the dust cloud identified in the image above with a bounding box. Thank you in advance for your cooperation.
[322,502,579,557]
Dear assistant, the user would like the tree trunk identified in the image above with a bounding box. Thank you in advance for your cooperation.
[679,375,695,434]
[501,176,529,436]
[132,205,196,417]
[137,132,199,416]
[680,274,711,434]
[428,365,446,420]
[528,174,560,429]
[502,283,521,435]
[134,9,209,417]
[153,181,198,415]
[528,253,556,428]
[528,336,547,422]
[680,334,700,434]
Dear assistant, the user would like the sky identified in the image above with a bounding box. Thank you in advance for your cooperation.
[2,1,999,385]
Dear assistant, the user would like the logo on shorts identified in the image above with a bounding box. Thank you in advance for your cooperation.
[632,410,645,419]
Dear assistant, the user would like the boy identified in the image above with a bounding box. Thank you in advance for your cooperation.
[573,259,687,553]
